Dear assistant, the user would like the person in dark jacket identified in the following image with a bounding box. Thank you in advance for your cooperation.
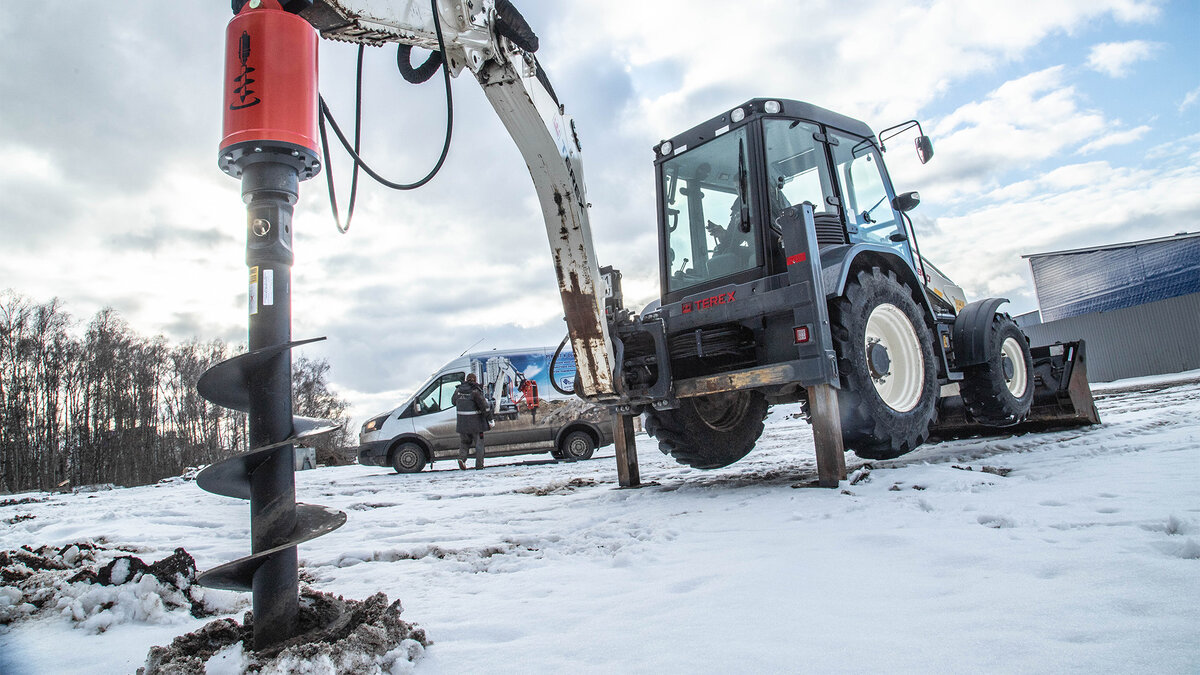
[452,373,492,469]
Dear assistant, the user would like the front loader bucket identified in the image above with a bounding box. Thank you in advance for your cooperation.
[1024,341,1102,428]
[931,340,1101,440]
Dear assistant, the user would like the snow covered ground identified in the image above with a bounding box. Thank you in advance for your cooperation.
[2,374,1198,674]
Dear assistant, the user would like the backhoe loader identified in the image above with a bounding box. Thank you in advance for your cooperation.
[281,0,1101,469]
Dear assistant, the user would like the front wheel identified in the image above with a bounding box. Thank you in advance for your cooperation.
[959,314,1034,426]
[391,442,427,474]
[559,430,596,462]
[644,390,768,469]
[830,267,938,460]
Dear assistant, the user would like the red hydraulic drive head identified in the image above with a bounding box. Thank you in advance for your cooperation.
[219,0,320,180]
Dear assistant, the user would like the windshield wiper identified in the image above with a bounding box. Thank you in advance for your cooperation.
[736,139,750,233]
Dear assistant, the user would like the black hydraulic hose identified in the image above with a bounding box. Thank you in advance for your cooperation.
[549,334,574,396]
[318,45,364,233]
[491,0,559,108]
[318,0,454,213]
[494,0,539,53]
[397,44,443,84]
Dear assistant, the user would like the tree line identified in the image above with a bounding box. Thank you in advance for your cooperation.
[0,290,352,494]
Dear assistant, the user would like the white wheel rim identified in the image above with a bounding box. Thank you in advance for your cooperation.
[1001,336,1028,397]
[865,303,924,412]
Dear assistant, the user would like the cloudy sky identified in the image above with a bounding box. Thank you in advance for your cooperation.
[2,0,1197,426]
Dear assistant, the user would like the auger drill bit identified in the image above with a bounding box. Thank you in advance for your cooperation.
[198,0,345,649]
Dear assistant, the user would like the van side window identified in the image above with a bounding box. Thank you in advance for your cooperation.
[415,372,465,415]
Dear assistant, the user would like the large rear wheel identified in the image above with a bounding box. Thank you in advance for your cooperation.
[959,314,1033,426]
[830,267,938,460]
[644,390,768,469]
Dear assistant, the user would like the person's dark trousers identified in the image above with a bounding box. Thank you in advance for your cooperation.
[458,433,472,469]
[459,432,485,469]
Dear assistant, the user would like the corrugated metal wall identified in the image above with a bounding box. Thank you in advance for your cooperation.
[1028,235,1200,322]
[1021,291,1200,382]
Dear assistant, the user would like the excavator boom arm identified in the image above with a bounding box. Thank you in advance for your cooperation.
[301,0,618,399]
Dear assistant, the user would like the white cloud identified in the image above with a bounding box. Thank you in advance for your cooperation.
[1078,124,1152,153]
[545,0,1165,137]
[918,157,1200,308]
[1086,40,1164,77]
[1146,132,1200,161]
[896,67,1108,203]
[1180,86,1200,113]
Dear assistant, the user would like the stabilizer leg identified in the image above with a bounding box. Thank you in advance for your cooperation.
[614,414,640,488]
[807,384,846,488]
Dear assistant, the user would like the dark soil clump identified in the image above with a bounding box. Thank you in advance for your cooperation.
[140,588,429,674]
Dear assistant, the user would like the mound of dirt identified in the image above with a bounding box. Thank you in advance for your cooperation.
[0,543,238,630]
[139,588,430,675]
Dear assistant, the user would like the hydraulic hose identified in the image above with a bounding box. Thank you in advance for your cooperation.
[397,44,444,84]
[318,0,455,233]
[549,334,574,396]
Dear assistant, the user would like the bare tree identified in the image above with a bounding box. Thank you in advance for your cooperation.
[292,356,353,465]
[0,293,349,492]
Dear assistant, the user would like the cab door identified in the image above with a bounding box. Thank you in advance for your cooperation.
[409,371,466,452]
[826,129,916,270]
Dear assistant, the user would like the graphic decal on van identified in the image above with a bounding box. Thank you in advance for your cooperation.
[471,349,604,431]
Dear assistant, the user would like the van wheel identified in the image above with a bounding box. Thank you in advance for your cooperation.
[560,430,595,462]
[391,442,427,473]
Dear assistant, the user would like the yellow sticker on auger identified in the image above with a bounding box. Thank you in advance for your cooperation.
[249,266,259,316]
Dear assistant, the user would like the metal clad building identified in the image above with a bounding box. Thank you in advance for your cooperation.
[1020,291,1200,382]
[1024,232,1200,322]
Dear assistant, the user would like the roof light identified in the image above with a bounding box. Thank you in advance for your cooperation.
[660,141,673,155]
[764,100,782,114]
[730,107,746,123]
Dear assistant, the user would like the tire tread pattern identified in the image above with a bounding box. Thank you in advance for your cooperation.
[959,314,1034,426]
[643,393,769,469]
[829,267,938,460]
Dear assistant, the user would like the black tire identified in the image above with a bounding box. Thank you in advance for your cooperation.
[391,442,427,474]
[829,267,938,460]
[550,448,566,460]
[959,314,1034,426]
[559,430,596,462]
[643,390,769,469]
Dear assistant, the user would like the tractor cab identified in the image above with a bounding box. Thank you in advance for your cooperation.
[607,98,1097,470]
[654,99,927,307]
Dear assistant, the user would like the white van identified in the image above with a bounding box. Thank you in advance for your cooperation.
[357,346,614,473]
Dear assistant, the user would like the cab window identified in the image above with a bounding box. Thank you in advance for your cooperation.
[762,119,831,226]
[661,126,759,294]
[414,372,464,415]
[829,132,906,256]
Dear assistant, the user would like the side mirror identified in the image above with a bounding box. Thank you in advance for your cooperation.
[915,135,934,164]
[412,401,422,414]
[892,191,921,213]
